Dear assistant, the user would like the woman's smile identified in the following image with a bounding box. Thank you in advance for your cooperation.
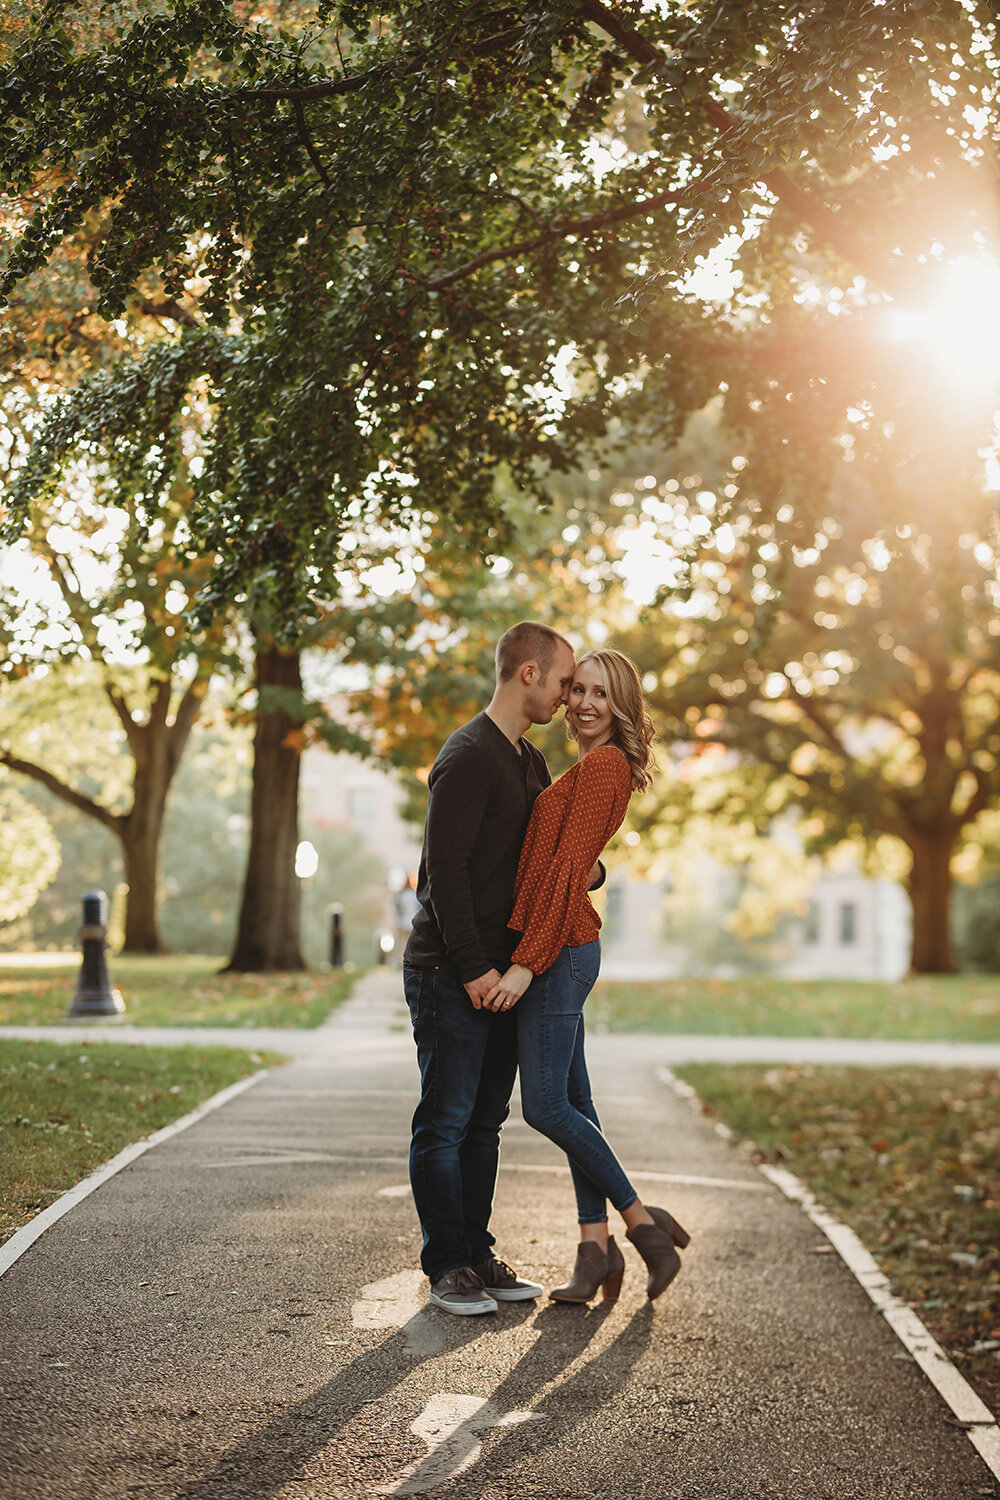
[569,659,614,748]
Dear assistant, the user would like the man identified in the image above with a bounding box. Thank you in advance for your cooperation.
[403,621,577,1315]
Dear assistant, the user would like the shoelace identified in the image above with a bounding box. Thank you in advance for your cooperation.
[452,1267,487,1293]
[484,1257,516,1284]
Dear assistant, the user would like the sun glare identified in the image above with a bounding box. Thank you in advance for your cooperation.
[884,255,1000,397]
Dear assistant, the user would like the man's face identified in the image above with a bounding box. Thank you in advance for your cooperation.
[527,645,576,725]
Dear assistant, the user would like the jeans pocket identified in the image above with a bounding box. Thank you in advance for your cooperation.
[403,965,425,1023]
[567,942,601,991]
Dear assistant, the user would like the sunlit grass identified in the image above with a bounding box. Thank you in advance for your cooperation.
[589,974,1000,1041]
[676,1064,1000,1420]
[0,1038,284,1244]
[0,953,359,1028]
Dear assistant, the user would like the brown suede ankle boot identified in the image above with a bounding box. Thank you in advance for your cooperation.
[626,1219,681,1299]
[550,1236,625,1303]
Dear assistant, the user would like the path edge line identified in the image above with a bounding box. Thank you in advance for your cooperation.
[659,1066,1000,1487]
[0,1069,269,1281]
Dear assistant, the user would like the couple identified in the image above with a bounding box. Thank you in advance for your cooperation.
[402,621,690,1316]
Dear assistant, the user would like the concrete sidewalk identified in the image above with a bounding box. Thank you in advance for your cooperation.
[1,969,998,1498]
[4,966,1000,1069]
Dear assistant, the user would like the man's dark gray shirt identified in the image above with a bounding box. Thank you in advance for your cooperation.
[403,712,550,983]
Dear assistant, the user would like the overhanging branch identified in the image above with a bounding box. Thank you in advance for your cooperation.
[418,184,692,292]
[0,750,124,832]
[293,100,331,188]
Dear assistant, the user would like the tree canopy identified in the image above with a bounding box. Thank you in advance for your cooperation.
[4,0,1000,973]
[5,0,997,620]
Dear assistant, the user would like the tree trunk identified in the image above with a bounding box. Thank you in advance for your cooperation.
[120,772,169,954]
[905,826,956,974]
[1,676,205,955]
[226,637,306,972]
[116,675,207,954]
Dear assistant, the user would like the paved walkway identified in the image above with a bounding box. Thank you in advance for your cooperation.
[3,972,1000,1067]
[1,971,999,1499]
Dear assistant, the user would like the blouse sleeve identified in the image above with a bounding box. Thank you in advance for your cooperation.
[509,747,631,974]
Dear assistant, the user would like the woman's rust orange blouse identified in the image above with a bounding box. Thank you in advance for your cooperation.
[508,743,632,974]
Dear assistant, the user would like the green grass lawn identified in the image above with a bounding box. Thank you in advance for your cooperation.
[0,1037,284,1244]
[0,953,359,1028]
[675,1063,1000,1420]
[589,974,1000,1041]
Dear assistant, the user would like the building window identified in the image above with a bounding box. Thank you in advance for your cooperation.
[803,902,821,944]
[839,902,857,945]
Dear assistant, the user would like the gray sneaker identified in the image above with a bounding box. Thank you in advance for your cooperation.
[428,1266,499,1316]
[472,1255,543,1302]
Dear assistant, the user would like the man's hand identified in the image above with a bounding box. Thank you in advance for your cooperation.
[463,969,503,1010]
[482,964,534,1013]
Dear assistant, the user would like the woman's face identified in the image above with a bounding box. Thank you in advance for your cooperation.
[568,658,615,749]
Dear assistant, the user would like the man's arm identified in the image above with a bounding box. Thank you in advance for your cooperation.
[588,860,606,890]
[422,740,496,992]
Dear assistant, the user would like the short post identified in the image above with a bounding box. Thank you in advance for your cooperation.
[68,891,125,1017]
[376,930,394,965]
[327,903,345,967]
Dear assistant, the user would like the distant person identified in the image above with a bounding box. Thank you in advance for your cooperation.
[402,621,576,1315]
[483,649,691,1303]
[393,875,420,968]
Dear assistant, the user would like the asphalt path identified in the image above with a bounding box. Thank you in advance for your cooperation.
[1,971,998,1499]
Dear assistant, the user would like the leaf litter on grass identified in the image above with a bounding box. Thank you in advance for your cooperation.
[676,1063,1000,1420]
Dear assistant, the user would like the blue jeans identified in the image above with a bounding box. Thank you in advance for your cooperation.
[404,965,518,1281]
[516,941,638,1224]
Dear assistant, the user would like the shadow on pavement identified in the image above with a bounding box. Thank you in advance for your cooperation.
[173,1310,476,1500]
[175,1295,647,1498]
[428,1301,654,1497]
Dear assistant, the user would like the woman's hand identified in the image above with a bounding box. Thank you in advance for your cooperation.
[482,964,534,1012]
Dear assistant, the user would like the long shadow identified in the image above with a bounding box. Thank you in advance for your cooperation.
[174,1308,479,1500]
[389,1301,656,1497]
[175,1297,616,1500]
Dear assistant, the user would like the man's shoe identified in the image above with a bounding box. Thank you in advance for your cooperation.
[428,1266,499,1316]
[472,1255,543,1302]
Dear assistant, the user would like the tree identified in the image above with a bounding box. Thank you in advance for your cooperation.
[224,631,306,969]
[0,459,231,951]
[0,772,60,924]
[6,0,992,613]
[606,394,1000,974]
[4,0,1000,969]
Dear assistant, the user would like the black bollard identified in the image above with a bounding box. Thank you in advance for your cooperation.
[327,903,344,967]
[68,891,125,1017]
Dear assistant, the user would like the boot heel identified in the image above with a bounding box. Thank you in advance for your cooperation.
[649,1205,691,1249]
[601,1267,624,1302]
[601,1236,625,1302]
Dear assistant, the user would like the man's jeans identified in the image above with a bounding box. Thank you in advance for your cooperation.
[404,965,518,1282]
[517,941,638,1223]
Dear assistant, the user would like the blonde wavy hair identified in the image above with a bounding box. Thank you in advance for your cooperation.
[568,648,656,792]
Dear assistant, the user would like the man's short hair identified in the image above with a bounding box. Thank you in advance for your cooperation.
[495,621,574,683]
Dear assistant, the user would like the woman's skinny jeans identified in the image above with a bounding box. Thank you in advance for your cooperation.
[516,941,637,1224]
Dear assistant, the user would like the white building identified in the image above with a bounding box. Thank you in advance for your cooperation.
[300,747,422,963]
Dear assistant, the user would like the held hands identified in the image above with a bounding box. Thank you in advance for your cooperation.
[463,969,503,1010]
[482,964,534,1013]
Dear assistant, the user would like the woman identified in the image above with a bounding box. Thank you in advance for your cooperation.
[484,648,690,1304]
